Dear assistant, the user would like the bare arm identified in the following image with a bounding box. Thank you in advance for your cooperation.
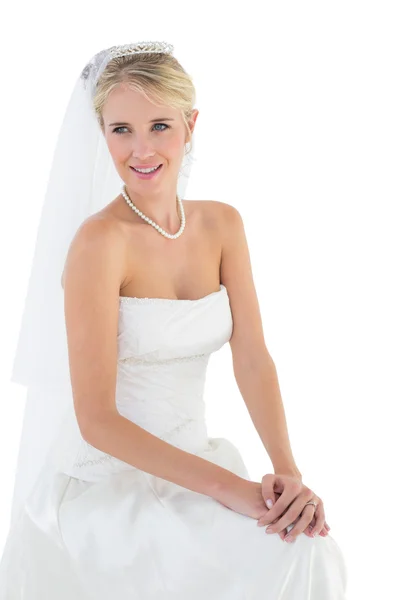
[63,216,241,500]
[82,412,240,498]
[219,203,302,479]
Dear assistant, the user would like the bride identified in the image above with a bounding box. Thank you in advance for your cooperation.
[0,41,348,599]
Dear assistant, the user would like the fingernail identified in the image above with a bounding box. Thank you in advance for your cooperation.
[257,522,263,527]
[285,535,294,543]
[266,499,273,509]
[266,527,274,534]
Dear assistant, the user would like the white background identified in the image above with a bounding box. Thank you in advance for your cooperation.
[0,1,399,597]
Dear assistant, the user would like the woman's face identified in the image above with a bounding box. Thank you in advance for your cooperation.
[102,84,198,194]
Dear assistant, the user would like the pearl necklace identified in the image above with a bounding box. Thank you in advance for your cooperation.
[121,185,186,239]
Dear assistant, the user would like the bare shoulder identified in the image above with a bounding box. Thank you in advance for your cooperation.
[61,212,128,292]
[190,198,244,262]
[191,198,237,215]
[190,198,239,229]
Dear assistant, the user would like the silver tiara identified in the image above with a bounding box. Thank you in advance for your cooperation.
[80,41,174,88]
[108,41,174,59]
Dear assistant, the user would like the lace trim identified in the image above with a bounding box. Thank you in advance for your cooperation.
[72,419,198,468]
[161,417,197,438]
[72,440,115,468]
[73,452,114,468]
[118,353,207,365]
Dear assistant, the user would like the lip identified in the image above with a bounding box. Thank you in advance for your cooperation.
[129,163,163,179]
[131,164,162,169]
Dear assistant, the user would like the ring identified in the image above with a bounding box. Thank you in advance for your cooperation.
[304,500,317,509]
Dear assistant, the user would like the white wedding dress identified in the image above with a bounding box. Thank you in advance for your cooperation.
[0,283,348,599]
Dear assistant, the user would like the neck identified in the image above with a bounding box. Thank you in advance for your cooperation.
[123,185,180,230]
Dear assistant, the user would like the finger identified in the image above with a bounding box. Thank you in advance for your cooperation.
[319,521,330,536]
[279,513,303,541]
[256,490,279,525]
[263,492,315,534]
[258,482,301,527]
[279,527,288,541]
[285,508,328,542]
[300,501,326,537]
[282,508,315,542]
[267,509,299,542]
[284,514,311,543]
[304,515,316,537]
[319,521,329,536]
[258,483,302,527]
[309,505,326,537]
[319,528,328,536]
[263,514,287,538]
[304,520,328,537]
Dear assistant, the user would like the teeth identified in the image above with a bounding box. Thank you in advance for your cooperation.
[133,165,160,173]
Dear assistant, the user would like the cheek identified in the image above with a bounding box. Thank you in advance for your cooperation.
[106,136,131,160]
[163,133,185,157]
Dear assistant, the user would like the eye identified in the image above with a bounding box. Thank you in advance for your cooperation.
[112,123,170,135]
[112,126,129,134]
[153,123,170,132]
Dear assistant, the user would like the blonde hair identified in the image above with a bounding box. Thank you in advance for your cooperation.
[93,52,196,155]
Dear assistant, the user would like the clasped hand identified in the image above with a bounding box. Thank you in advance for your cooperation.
[256,473,331,543]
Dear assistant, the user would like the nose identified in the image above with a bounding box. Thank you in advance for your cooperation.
[131,135,156,160]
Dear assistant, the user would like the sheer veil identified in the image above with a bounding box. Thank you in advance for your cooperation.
[8,41,196,529]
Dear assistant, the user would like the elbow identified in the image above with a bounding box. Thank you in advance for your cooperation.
[78,410,119,445]
[232,346,275,373]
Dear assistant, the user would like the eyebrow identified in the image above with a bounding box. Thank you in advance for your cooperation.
[108,118,175,127]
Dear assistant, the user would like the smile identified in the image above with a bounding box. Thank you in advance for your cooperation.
[129,164,163,179]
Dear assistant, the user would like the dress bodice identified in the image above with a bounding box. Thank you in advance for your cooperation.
[58,284,233,481]
[117,283,231,363]
[115,284,232,446]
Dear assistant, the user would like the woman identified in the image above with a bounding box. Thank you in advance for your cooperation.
[0,41,348,598]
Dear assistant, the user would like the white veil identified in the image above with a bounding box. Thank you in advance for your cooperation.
[8,41,196,530]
